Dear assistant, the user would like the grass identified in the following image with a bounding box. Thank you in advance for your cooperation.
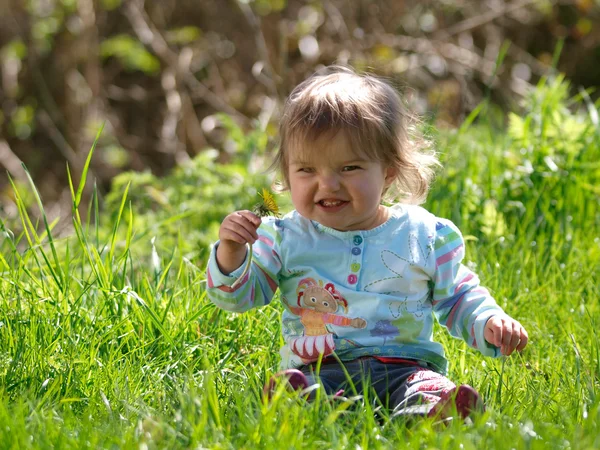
[0,76,599,449]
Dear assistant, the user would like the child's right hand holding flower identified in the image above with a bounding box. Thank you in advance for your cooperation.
[216,210,261,275]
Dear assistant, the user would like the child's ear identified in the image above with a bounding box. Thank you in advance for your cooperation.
[384,166,398,187]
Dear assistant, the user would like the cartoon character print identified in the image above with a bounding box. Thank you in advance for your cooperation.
[283,278,367,363]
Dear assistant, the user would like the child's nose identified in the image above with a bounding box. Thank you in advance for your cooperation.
[318,173,340,191]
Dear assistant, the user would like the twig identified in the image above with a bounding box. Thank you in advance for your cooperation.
[384,34,497,79]
[178,47,208,151]
[323,0,352,44]
[435,0,541,39]
[160,68,184,158]
[0,140,28,184]
[235,0,280,98]
[181,92,208,152]
[508,42,555,77]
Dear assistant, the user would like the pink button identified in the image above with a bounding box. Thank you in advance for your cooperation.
[347,274,358,285]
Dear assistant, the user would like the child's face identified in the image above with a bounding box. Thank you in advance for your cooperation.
[287,132,397,231]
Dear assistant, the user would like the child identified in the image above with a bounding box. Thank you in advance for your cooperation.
[205,65,528,420]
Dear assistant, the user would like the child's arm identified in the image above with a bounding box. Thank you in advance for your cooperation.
[430,219,525,357]
[206,212,282,313]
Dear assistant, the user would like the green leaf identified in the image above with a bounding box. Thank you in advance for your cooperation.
[100,35,160,74]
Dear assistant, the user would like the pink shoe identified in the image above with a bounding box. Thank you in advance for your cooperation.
[263,369,310,399]
[427,384,485,420]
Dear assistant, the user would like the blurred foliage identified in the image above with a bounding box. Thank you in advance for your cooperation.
[427,74,599,257]
[0,0,600,219]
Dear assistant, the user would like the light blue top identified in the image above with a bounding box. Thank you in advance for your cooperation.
[206,204,505,374]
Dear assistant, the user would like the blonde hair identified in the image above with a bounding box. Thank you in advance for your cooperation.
[273,65,439,204]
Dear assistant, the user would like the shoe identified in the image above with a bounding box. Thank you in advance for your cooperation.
[427,384,485,420]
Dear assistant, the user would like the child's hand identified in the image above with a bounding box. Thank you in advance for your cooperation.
[216,210,261,275]
[484,315,528,356]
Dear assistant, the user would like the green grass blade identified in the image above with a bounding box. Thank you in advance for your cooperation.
[66,163,76,205]
[75,123,104,208]
[8,175,63,291]
[551,37,565,70]
[487,39,510,90]
[20,163,64,289]
[94,180,100,250]
[458,101,485,134]
[108,181,131,269]
[121,286,176,347]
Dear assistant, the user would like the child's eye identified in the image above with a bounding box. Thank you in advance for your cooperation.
[298,167,314,173]
[342,166,361,172]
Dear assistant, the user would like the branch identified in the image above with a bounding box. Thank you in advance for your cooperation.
[123,0,250,126]
[160,68,185,158]
[37,110,81,170]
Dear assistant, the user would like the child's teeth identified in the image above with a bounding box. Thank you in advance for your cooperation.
[322,200,341,206]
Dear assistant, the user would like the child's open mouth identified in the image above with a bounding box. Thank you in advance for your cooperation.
[317,199,348,211]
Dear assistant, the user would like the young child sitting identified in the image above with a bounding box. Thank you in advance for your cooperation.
[205,65,528,420]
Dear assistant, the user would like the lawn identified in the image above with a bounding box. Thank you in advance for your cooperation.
[0,76,598,449]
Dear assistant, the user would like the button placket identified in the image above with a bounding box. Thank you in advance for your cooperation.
[348,234,364,287]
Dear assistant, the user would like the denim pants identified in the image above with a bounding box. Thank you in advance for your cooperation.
[300,357,456,416]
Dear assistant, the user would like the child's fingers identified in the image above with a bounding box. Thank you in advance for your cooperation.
[516,326,529,351]
[491,317,505,348]
[221,221,256,245]
[220,228,254,245]
[505,322,522,355]
[501,321,513,355]
[222,223,257,245]
[483,316,502,348]
[236,210,262,228]
[485,316,513,354]
[485,316,529,355]
[225,213,260,240]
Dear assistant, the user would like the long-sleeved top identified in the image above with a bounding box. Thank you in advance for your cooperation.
[206,204,506,374]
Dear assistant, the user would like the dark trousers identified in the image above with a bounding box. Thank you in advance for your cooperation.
[300,357,456,416]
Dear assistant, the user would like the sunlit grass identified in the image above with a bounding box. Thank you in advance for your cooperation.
[0,76,599,449]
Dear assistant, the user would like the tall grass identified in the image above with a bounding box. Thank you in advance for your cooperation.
[0,76,599,449]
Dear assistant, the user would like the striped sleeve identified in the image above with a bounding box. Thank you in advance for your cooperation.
[430,218,504,357]
[205,219,283,313]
